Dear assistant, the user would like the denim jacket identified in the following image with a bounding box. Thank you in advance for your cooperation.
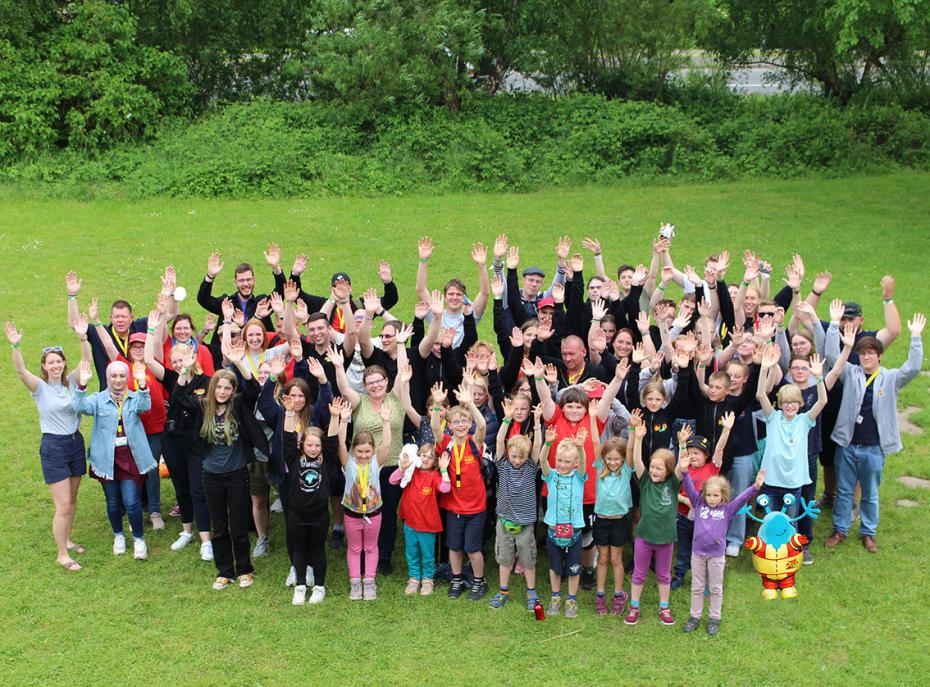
[826,325,923,456]
[73,387,156,480]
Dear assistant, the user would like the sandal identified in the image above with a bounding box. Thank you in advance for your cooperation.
[59,560,82,572]
[67,543,86,555]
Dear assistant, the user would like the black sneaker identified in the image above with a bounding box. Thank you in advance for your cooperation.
[377,559,393,576]
[328,528,345,550]
[468,578,489,601]
[580,567,595,591]
[448,577,466,599]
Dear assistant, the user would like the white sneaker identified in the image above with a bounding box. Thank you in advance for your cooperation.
[285,566,297,587]
[113,534,126,556]
[309,586,326,604]
[171,531,194,551]
[200,541,214,561]
[725,544,741,558]
[292,585,307,605]
[253,536,269,557]
[270,497,283,513]
[133,538,148,560]
[150,513,166,530]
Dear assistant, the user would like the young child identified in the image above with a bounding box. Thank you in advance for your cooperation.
[489,400,542,610]
[337,398,392,601]
[671,417,733,590]
[539,401,597,619]
[592,436,634,616]
[283,400,340,606]
[390,443,451,596]
[626,409,686,626]
[681,464,765,635]
[433,385,488,601]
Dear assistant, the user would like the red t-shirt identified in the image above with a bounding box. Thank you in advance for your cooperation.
[117,355,167,435]
[544,405,606,505]
[161,339,215,377]
[678,461,721,516]
[399,469,444,533]
[438,434,485,515]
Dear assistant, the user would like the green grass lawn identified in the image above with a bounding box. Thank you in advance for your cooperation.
[1,172,930,686]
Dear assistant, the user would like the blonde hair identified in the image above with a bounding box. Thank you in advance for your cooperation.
[446,405,472,423]
[701,475,732,503]
[555,441,582,467]
[777,383,804,406]
[301,427,325,457]
[599,437,627,479]
[169,344,203,375]
[649,448,676,476]
[506,434,531,457]
[642,379,668,403]
[201,369,239,445]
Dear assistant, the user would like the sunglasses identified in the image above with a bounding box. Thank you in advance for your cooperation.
[43,346,64,354]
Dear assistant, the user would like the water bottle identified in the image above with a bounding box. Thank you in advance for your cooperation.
[534,599,545,621]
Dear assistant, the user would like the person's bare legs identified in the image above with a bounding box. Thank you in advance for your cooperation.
[49,478,80,566]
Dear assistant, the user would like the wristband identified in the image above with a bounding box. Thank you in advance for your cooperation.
[147,328,156,334]
[594,253,602,257]
[377,309,385,317]
[431,406,441,411]
[657,284,666,291]
[592,318,601,324]
[812,289,823,297]
[818,376,825,384]
[545,441,553,446]
[440,469,449,477]
[533,376,544,381]
[93,321,102,328]
[68,295,77,301]
[741,280,750,287]
[502,418,512,425]
[706,283,716,290]
[11,343,20,349]
[419,258,429,263]
[883,298,894,304]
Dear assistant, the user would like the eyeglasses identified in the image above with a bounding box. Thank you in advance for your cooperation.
[365,378,387,386]
[757,311,776,318]
[42,346,63,354]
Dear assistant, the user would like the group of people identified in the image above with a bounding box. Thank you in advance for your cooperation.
[10,231,924,635]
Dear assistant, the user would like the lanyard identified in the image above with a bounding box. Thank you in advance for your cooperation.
[864,369,880,389]
[333,307,345,333]
[567,365,585,385]
[245,350,265,379]
[358,462,370,512]
[114,396,125,435]
[113,330,129,358]
[452,441,466,488]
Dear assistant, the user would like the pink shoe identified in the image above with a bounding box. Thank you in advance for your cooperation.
[624,606,640,625]
[595,594,608,615]
[612,591,628,616]
[658,607,675,626]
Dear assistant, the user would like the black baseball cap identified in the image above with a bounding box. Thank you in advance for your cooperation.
[843,302,862,318]
[686,435,710,452]
[523,266,545,278]
[331,272,351,286]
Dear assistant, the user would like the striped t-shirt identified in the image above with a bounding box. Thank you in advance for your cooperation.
[495,458,539,525]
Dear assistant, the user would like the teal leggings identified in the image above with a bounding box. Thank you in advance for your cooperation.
[404,524,437,580]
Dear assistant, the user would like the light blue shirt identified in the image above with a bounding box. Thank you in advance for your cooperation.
[592,460,633,517]
[761,410,815,488]
[32,375,81,435]
[73,388,156,480]
[542,470,587,528]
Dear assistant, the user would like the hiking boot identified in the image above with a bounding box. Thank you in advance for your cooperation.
[564,599,578,619]
[468,578,489,601]
[683,616,701,633]
[548,596,562,617]
[824,531,847,548]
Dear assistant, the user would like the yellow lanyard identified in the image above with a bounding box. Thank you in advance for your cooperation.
[114,331,129,358]
[864,369,880,389]
[358,462,370,511]
[452,442,466,488]
[333,307,345,333]
[568,365,585,385]
[114,397,125,434]
[245,350,265,379]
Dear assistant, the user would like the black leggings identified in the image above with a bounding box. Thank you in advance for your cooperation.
[163,430,210,532]
[377,465,402,562]
[289,511,330,587]
[203,467,252,579]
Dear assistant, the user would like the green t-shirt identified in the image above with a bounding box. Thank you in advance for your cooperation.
[633,473,681,545]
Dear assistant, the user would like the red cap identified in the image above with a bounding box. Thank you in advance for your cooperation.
[128,333,147,346]
[537,297,556,310]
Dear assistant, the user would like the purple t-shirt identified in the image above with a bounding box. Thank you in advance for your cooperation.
[683,472,758,557]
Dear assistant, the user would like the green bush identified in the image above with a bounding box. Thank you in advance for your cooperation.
[3,93,929,197]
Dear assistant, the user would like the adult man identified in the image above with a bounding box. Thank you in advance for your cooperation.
[492,234,569,329]
[823,312,925,553]
[197,252,272,339]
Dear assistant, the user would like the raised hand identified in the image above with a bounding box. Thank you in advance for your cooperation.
[378,260,392,284]
[203,313,217,333]
[551,282,565,304]
[488,234,506,261]
[5,321,22,345]
[395,323,414,344]
[683,264,702,286]
[379,403,392,423]
[282,394,295,413]
[363,288,380,315]
[491,274,504,300]
[636,311,650,334]
[506,245,519,270]
[678,331,698,355]
[591,298,607,321]
[783,264,801,291]
[677,422,693,444]
[631,264,648,286]
[225,339,246,363]
[661,265,675,286]
[255,298,272,319]
[555,236,571,261]
[288,338,303,361]
[471,242,488,266]
[398,362,413,384]
[544,363,558,385]
[703,263,718,285]
[809,353,824,378]
[328,398,342,417]
[631,342,648,364]
[441,327,455,348]
[306,356,326,382]
[840,322,857,347]
[812,271,832,295]
[590,326,607,354]
[269,291,284,316]
[760,343,779,369]
[715,250,729,278]
[294,300,308,323]
[697,297,712,319]
[573,427,588,448]
[88,297,99,323]
[502,398,515,420]
[545,425,558,445]
[133,362,147,386]
[673,348,691,370]
[332,279,350,304]
[616,357,629,380]
[78,359,93,386]
[263,242,281,270]
[74,313,89,338]
[161,265,176,296]
[437,452,450,471]
[570,253,584,273]
[454,383,474,407]
[881,275,895,299]
[520,356,536,380]
[418,237,433,261]
[339,398,354,422]
[430,382,447,405]
[795,301,816,323]
[536,319,553,342]
[65,271,82,297]
[697,342,714,366]
[721,411,735,430]
[207,252,223,278]
[221,297,235,322]
[581,237,601,255]
[327,344,344,367]
[908,312,926,336]
[678,450,690,471]
[283,279,299,303]
[414,299,429,320]
[829,298,845,323]
[155,293,169,315]
[430,289,444,316]
[292,254,309,277]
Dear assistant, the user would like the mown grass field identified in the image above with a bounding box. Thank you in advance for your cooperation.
[1,172,929,686]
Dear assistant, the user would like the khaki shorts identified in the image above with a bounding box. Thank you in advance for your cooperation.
[495,518,537,567]
[248,460,270,498]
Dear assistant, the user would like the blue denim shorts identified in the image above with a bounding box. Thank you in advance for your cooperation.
[39,432,87,484]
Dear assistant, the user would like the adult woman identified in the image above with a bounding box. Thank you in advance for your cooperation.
[6,321,88,571]
[221,298,289,379]
[143,309,214,560]
[162,313,215,376]
[183,342,270,590]
[73,358,156,560]
[331,347,406,575]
